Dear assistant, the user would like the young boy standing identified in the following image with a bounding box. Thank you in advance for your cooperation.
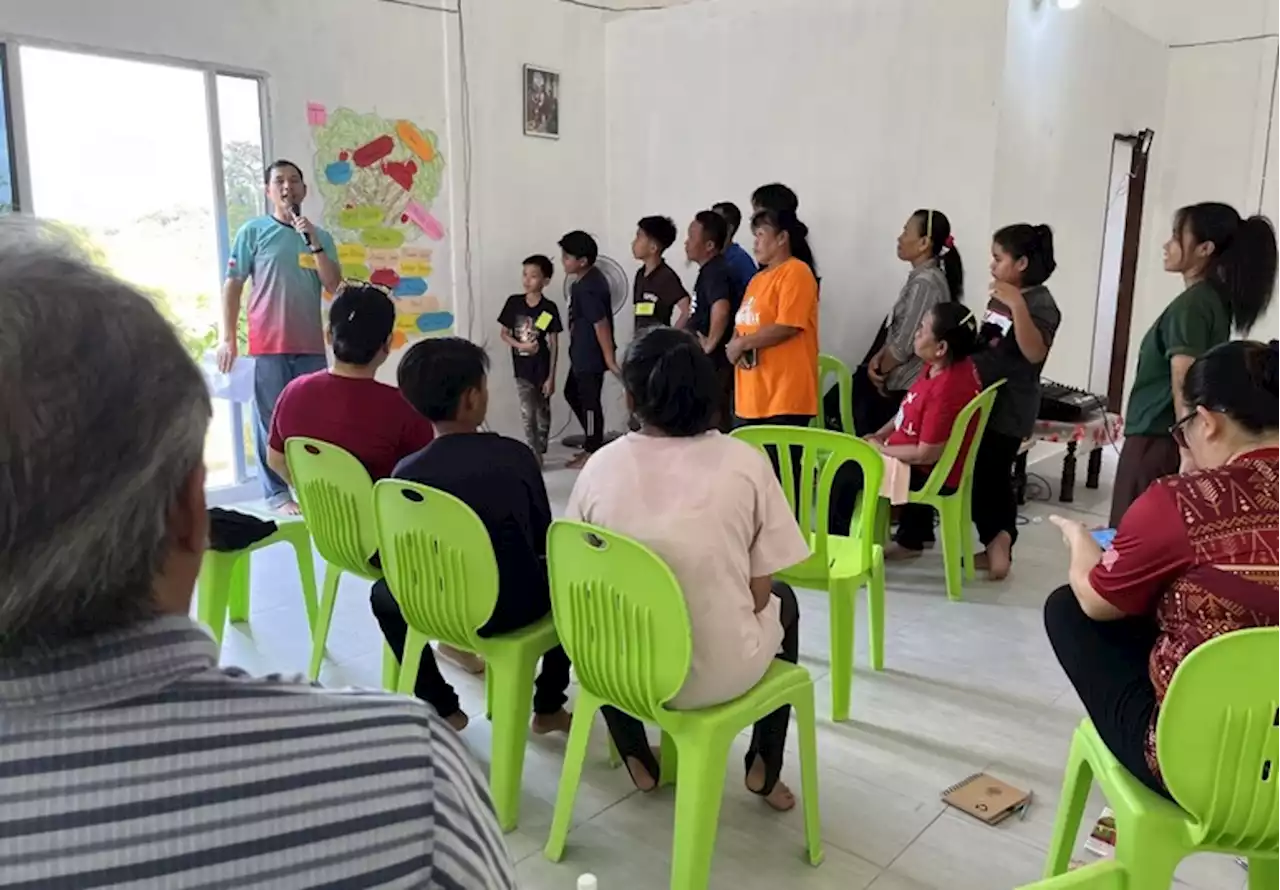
[560,231,618,469]
[497,255,563,463]
[631,215,690,332]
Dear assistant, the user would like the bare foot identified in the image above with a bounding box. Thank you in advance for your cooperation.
[443,710,470,732]
[531,709,572,735]
[972,550,991,571]
[438,645,485,675]
[745,755,797,812]
[883,543,924,562]
[565,451,591,470]
[276,499,302,516]
[622,745,663,792]
[985,531,1012,581]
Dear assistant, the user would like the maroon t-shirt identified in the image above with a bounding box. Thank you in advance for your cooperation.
[268,371,435,481]
[885,357,982,488]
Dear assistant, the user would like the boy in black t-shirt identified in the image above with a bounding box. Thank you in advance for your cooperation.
[560,230,618,469]
[497,255,563,464]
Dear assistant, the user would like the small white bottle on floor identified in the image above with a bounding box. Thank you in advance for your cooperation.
[577,875,598,890]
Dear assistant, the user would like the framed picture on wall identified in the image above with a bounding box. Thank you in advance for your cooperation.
[523,65,559,139]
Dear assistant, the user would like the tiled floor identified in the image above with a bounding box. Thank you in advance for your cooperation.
[212,447,1249,890]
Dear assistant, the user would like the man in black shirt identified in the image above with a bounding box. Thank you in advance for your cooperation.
[369,337,572,734]
[497,254,563,464]
[684,210,743,431]
[631,215,690,332]
[560,230,618,469]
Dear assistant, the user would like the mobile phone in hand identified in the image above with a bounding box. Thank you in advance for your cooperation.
[740,348,759,369]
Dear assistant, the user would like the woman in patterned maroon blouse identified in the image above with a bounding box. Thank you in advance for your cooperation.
[1044,340,1278,797]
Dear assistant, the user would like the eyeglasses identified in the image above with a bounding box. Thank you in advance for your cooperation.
[1169,411,1197,450]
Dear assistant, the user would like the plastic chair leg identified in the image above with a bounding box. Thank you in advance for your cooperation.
[196,552,236,648]
[1043,732,1095,878]
[1114,818,1182,890]
[940,502,964,602]
[227,554,251,622]
[828,577,855,722]
[669,730,732,890]
[308,563,343,681]
[487,649,538,832]
[867,547,886,671]
[659,730,678,787]
[792,682,825,867]
[396,628,429,696]
[1247,857,1278,890]
[381,642,400,692]
[287,531,319,633]
[545,694,600,862]
[961,489,977,582]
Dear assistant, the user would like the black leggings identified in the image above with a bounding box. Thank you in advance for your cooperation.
[371,581,571,719]
[735,414,814,504]
[1043,585,1170,799]
[829,462,952,546]
[849,365,904,437]
[565,370,606,453]
[602,581,800,796]
[971,430,1023,547]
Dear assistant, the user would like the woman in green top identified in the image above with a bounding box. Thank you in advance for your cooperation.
[1110,202,1277,527]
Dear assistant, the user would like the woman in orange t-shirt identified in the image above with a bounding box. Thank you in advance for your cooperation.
[726,208,820,427]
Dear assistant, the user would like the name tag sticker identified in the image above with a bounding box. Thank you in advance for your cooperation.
[535,311,553,331]
[635,302,656,317]
[983,309,1013,335]
[298,252,318,270]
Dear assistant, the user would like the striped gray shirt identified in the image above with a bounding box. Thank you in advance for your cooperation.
[884,259,950,393]
[0,616,515,889]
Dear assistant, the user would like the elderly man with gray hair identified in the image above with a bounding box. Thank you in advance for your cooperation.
[0,220,515,889]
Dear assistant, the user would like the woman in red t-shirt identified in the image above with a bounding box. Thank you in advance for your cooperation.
[1045,340,1279,799]
[829,302,982,557]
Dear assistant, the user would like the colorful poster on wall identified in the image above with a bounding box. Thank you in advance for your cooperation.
[308,104,453,349]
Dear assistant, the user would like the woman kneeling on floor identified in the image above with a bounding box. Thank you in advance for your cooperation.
[566,326,810,811]
[829,302,983,554]
[1045,340,1279,798]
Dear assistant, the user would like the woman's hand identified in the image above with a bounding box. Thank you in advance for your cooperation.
[1049,515,1099,558]
[867,363,887,393]
[989,280,1024,307]
[725,336,747,366]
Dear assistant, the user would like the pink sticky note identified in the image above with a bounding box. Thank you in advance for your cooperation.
[306,102,327,127]
[403,200,445,241]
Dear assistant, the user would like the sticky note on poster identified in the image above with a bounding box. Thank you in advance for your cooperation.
[306,102,328,127]
[403,200,445,241]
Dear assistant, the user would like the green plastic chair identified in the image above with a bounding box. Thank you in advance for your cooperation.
[732,425,884,721]
[196,513,317,648]
[1018,861,1128,889]
[815,353,854,434]
[543,520,823,889]
[1043,627,1279,890]
[373,479,560,833]
[881,381,1001,602]
[285,437,382,679]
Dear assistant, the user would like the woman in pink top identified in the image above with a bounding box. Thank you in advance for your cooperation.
[566,327,810,812]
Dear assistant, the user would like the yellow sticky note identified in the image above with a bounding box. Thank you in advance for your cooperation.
[535,311,554,331]
[635,301,656,317]
[337,242,367,263]
[399,259,432,277]
[298,252,318,269]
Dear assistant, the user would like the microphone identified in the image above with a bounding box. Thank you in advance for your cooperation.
[290,203,315,249]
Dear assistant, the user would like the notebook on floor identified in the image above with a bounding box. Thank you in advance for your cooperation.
[941,773,1032,825]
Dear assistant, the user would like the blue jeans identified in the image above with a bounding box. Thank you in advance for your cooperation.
[252,353,327,505]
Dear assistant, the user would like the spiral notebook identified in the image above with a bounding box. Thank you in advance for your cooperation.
[941,773,1032,825]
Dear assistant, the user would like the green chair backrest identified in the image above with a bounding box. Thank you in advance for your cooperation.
[1156,624,1279,849]
[731,426,883,579]
[1016,861,1127,889]
[914,380,1003,499]
[547,520,692,720]
[285,437,379,576]
[816,353,855,434]
[372,479,499,649]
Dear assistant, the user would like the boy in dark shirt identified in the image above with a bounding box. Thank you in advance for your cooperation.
[560,230,618,469]
[497,255,563,465]
[631,215,690,332]
[684,210,743,431]
[369,337,572,734]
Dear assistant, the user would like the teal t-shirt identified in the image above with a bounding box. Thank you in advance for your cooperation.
[226,216,337,356]
[1125,281,1231,436]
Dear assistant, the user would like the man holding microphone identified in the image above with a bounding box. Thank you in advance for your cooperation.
[218,159,341,512]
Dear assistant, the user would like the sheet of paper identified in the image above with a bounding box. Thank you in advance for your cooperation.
[306,102,328,127]
[201,352,256,404]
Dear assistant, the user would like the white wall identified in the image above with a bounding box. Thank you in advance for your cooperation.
[0,0,610,440]
[991,0,1168,390]
[605,0,1006,369]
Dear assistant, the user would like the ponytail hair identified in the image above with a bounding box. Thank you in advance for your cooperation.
[928,301,981,362]
[751,207,818,277]
[1174,203,1278,334]
[622,327,717,437]
[993,223,1056,287]
[913,209,964,300]
[1182,339,1278,436]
